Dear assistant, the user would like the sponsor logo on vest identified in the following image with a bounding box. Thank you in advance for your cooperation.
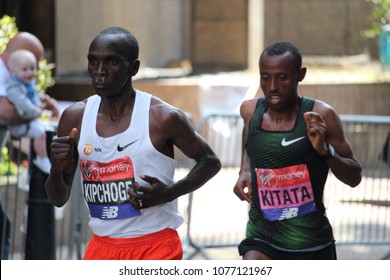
[281,136,305,146]
[117,139,140,152]
[84,144,93,156]
[81,160,132,180]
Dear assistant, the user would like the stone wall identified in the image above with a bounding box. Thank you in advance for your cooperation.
[263,0,376,57]
[53,0,377,75]
[54,0,188,75]
[299,83,390,115]
[191,0,248,70]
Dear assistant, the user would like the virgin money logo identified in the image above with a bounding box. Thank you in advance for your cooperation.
[82,160,99,180]
[258,169,278,188]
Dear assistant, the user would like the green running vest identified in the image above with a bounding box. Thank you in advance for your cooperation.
[245,96,334,250]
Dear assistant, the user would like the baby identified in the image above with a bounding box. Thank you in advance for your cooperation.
[5,49,51,174]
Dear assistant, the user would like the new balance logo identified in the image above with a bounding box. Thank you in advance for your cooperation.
[102,206,119,219]
[279,207,299,220]
[117,139,139,152]
[281,136,305,146]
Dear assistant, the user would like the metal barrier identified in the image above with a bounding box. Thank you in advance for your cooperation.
[0,128,65,260]
[182,112,244,259]
[0,133,93,260]
[0,136,26,259]
[1,113,389,259]
[327,115,390,246]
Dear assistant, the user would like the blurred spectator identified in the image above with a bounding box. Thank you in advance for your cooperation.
[6,49,51,173]
[0,31,58,259]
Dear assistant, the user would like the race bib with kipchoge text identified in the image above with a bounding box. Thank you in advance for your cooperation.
[80,156,140,220]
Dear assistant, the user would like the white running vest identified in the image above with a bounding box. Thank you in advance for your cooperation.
[77,90,183,238]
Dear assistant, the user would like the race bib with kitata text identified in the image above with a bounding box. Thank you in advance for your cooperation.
[255,164,316,221]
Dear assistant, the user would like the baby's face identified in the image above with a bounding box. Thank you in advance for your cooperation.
[14,60,37,84]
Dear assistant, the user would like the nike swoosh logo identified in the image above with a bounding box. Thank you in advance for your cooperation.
[117,139,140,152]
[281,136,305,146]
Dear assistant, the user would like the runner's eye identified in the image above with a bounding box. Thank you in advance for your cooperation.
[88,57,98,65]
[109,58,119,65]
[260,74,269,80]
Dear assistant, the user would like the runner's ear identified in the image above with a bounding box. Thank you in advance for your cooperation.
[298,67,306,81]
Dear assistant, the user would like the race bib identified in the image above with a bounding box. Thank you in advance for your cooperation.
[80,157,140,220]
[255,164,316,221]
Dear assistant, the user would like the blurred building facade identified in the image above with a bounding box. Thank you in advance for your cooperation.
[1,0,377,75]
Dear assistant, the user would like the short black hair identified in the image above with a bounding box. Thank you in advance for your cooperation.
[260,41,302,71]
[97,26,139,62]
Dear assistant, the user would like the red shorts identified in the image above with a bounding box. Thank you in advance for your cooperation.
[83,228,183,260]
